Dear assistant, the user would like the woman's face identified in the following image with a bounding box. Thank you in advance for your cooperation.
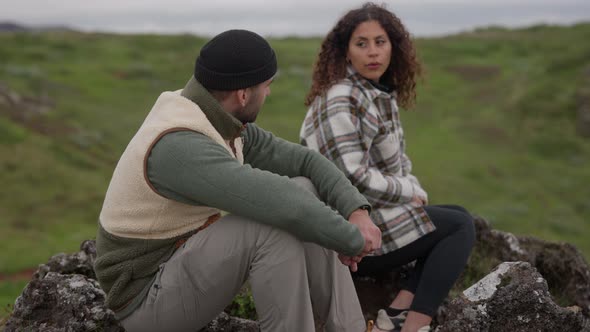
[346,20,392,82]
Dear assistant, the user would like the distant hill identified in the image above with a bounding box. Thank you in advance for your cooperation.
[0,21,75,32]
[0,22,28,32]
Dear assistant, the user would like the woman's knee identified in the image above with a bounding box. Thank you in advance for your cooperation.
[456,211,476,249]
[434,204,470,215]
[425,206,475,243]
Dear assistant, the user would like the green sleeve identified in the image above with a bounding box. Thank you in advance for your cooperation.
[147,130,365,256]
[242,123,370,218]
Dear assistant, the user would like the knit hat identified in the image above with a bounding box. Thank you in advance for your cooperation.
[194,29,277,91]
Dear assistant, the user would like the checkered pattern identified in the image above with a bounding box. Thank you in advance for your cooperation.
[300,68,435,254]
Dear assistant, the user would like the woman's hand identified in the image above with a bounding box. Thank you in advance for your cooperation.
[412,195,428,206]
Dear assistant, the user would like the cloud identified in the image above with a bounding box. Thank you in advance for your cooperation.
[2,0,589,37]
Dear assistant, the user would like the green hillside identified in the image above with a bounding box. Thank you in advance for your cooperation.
[1,23,589,313]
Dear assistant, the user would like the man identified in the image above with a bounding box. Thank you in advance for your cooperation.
[95,29,382,332]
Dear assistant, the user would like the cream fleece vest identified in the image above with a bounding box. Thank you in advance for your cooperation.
[99,90,244,239]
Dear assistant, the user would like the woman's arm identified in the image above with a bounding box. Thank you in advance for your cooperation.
[401,152,428,203]
[302,93,419,209]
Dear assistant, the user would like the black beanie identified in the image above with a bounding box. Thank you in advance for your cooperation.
[194,29,277,91]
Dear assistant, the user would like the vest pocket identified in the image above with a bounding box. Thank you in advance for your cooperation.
[147,263,166,304]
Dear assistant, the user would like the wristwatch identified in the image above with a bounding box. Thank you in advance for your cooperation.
[359,205,371,213]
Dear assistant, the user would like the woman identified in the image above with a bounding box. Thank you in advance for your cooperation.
[300,3,475,332]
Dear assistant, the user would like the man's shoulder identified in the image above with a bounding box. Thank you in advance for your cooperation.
[242,123,265,139]
[153,130,216,155]
[159,129,208,141]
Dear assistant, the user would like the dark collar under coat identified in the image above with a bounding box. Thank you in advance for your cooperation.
[346,65,396,101]
[180,76,244,140]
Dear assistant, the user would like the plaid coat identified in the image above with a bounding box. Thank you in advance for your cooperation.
[300,68,435,255]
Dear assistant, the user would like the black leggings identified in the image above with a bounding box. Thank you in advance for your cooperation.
[353,205,475,317]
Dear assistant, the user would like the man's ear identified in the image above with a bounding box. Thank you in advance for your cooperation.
[235,88,248,107]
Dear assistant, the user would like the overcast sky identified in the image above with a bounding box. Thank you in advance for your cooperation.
[3,0,590,37]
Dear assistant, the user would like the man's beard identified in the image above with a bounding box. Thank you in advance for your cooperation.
[235,95,261,124]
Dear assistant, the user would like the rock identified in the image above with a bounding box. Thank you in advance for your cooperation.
[6,214,590,331]
[352,216,590,326]
[435,262,590,332]
[0,82,54,120]
[4,240,122,331]
[352,265,413,320]
[472,217,590,315]
[4,272,123,332]
[0,81,75,137]
[199,312,259,332]
[34,239,97,280]
[0,82,21,109]
[4,240,260,331]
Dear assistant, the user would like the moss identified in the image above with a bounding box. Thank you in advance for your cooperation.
[226,286,257,320]
[498,274,513,289]
[450,242,504,298]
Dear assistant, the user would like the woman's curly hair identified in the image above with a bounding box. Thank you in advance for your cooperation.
[305,2,422,108]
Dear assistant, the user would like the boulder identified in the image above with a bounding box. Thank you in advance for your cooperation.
[199,312,259,332]
[4,240,260,331]
[4,272,123,332]
[34,239,97,280]
[435,261,590,332]
[0,82,54,120]
[4,241,123,332]
[352,216,590,324]
[5,215,590,331]
[473,217,590,315]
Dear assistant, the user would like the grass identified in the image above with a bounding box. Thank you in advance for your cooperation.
[1,23,589,316]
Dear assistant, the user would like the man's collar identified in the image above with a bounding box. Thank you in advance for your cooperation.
[180,77,244,139]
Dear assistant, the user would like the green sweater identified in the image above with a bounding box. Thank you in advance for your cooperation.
[95,78,369,319]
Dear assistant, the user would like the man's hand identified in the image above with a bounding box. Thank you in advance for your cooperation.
[349,208,382,255]
[338,254,359,272]
[338,208,381,271]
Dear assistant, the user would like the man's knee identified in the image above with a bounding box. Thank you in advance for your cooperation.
[203,215,305,257]
[290,176,320,198]
[266,226,307,257]
[233,216,306,260]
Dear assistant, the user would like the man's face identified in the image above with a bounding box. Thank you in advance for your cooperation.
[235,78,273,124]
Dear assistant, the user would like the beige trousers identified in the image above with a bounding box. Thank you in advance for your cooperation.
[120,177,365,332]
